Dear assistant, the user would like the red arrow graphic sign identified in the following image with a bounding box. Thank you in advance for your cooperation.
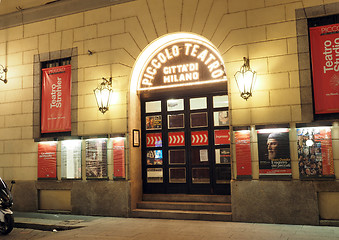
[191,131,208,146]
[146,133,162,147]
[168,132,185,146]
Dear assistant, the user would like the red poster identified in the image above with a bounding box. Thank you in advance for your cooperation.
[214,129,230,145]
[146,133,162,147]
[235,131,252,176]
[309,24,339,114]
[41,65,72,133]
[38,142,57,178]
[113,138,125,178]
[191,131,208,146]
[315,129,334,176]
[168,132,185,146]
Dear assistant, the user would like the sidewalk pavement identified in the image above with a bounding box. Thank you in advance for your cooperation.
[12,212,339,240]
[14,211,100,231]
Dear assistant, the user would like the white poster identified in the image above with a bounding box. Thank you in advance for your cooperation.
[61,140,82,179]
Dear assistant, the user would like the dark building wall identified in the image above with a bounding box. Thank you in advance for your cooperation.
[12,180,130,217]
[231,181,339,225]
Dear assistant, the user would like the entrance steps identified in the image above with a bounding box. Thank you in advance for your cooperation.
[132,194,232,221]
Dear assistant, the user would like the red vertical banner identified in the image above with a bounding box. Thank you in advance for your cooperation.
[113,138,125,178]
[41,65,72,133]
[38,142,57,179]
[309,24,339,114]
[235,131,252,177]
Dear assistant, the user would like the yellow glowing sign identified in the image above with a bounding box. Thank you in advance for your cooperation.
[137,37,226,91]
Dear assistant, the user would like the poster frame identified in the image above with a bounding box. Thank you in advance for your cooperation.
[60,139,82,180]
[234,130,252,179]
[38,142,58,180]
[85,138,108,180]
[257,128,292,178]
[297,126,335,180]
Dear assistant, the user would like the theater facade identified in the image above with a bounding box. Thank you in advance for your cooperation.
[0,0,338,225]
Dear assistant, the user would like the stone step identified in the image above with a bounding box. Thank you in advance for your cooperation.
[143,194,231,203]
[132,209,232,222]
[137,201,231,212]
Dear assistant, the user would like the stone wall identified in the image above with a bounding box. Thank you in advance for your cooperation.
[0,0,338,221]
[232,180,339,225]
[12,180,130,217]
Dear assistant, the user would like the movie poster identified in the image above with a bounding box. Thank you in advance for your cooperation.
[297,127,334,178]
[85,139,107,179]
[215,148,230,164]
[61,140,82,179]
[257,129,291,176]
[146,115,162,130]
[146,150,163,165]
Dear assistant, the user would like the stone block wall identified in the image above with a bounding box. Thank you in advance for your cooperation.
[0,0,338,221]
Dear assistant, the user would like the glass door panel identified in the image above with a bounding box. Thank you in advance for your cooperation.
[190,112,208,128]
[192,168,210,184]
[191,148,209,165]
[169,168,186,183]
[147,168,163,183]
[169,149,185,164]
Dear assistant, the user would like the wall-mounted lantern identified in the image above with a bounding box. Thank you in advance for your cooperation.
[94,77,113,114]
[234,57,256,101]
[0,64,8,84]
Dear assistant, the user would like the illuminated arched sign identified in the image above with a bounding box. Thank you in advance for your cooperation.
[136,34,227,91]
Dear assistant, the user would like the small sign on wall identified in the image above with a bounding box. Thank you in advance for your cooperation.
[133,129,140,147]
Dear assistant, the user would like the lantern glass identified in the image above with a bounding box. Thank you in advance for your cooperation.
[234,59,256,100]
[94,84,113,114]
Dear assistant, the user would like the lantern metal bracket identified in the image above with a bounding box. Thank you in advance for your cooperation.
[0,64,8,84]
[101,77,112,86]
[243,57,250,69]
